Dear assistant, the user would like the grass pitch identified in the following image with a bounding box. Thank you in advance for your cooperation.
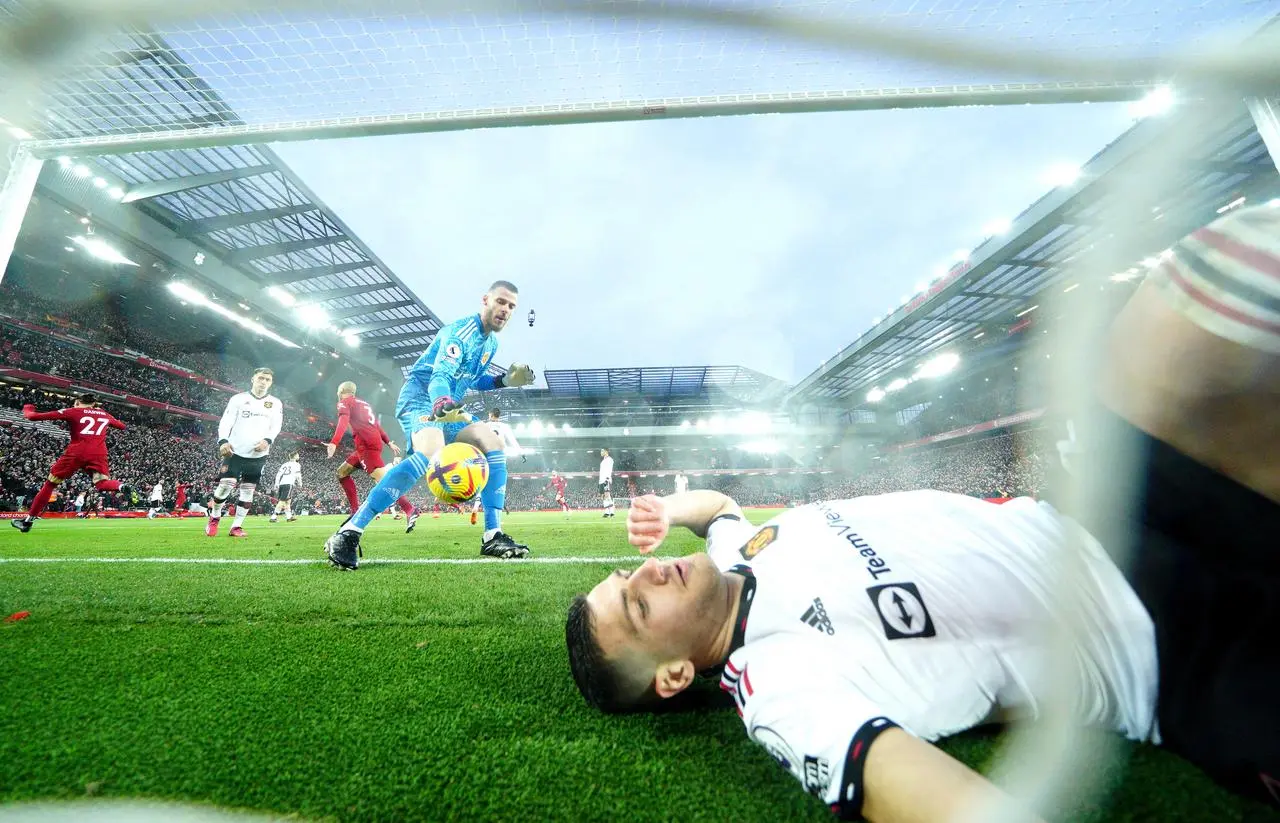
[0,513,1274,822]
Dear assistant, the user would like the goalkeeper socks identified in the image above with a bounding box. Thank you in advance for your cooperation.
[480,450,507,532]
[27,481,57,518]
[338,475,360,513]
[343,452,429,533]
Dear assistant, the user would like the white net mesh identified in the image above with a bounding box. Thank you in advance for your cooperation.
[1,0,1276,145]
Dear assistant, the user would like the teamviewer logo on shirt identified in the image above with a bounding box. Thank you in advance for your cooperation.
[866,582,936,640]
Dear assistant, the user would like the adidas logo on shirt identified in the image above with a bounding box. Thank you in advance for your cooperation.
[800,597,835,635]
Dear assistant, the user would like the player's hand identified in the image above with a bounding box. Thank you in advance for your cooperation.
[253,440,270,454]
[431,396,472,424]
[389,442,402,457]
[326,443,337,459]
[628,494,670,555]
[218,442,233,457]
[505,363,535,387]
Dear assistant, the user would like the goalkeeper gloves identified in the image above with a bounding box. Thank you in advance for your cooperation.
[431,396,472,424]
[505,363,535,387]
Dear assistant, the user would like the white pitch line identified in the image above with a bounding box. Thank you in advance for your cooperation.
[0,555,644,566]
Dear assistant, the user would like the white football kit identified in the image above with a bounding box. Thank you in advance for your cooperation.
[218,392,284,458]
[148,483,164,503]
[703,491,1157,814]
[487,420,523,457]
[599,456,614,486]
[674,474,689,494]
[275,460,301,491]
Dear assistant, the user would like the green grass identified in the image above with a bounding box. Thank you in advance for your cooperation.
[0,514,1275,822]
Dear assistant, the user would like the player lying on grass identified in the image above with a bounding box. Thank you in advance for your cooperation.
[564,204,1279,821]
[327,381,418,531]
[10,393,138,532]
[324,280,536,570]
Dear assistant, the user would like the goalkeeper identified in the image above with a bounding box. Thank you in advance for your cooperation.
[324,281,536,569]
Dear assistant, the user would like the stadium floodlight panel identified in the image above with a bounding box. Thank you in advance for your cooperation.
[71,235,137,266]
[1129,85,1174,119]
[529,420,543,435]
[738,439,781,455]
[344,333,360,348]
[866,387,887,403]
[295,304,330,328]
[267,286,296,306]
[166,282,298,349]
[917,352,961,379]
[886,377,911,392]
[72,165,91,179]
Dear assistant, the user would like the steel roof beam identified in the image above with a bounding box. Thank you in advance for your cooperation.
[120,164,275,203]
[176,203,317,236]
[326,300,416,321]
[264,261,373,284]
[227,234,348,264]
[364,331,435,346]
[298,283,393,303]
[345,318,421,335]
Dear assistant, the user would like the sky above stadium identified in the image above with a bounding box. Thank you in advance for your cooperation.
[272,103,1137,382]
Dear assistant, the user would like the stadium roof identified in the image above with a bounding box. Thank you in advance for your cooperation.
[4,1,1279,153]
[6,29,446,366]
[541,366,789,402]
[785,100,1280,410]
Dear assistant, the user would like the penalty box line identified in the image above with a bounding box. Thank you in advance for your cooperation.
[0,556,643,566]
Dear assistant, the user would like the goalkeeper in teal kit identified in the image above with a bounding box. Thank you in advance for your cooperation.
[324,281,536,569]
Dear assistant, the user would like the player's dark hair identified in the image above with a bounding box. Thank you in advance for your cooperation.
[489,407,501,419]
[291,452,300,461]
[253,367,273,378]
[566,595,653,713]
[77,393,98,406]
[489,279,519,294]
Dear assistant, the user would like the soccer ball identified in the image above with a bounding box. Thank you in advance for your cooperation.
[426,442,489,504]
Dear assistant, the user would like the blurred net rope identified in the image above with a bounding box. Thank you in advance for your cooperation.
[3,2,1279,821]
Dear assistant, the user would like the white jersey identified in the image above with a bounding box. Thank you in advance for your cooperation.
[599,456,614,484]
[674,474,689,494]
[218,391,284,459]
[275,460,301,489]
[487,420,522,456]
[148,483,164,502]
[705,491,1156,813]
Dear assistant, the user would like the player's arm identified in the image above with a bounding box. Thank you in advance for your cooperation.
[107,413,125,430]
[265,399,283,443]
[330,407,350,445]
[21,404,65,421]
[626,490,745,554]
[861,730,1043,823]
[217,397,238,448]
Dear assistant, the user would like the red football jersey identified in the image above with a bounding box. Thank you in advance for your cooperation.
[332,395,386,448]
[549,476,567,493]
[24,405,124,452]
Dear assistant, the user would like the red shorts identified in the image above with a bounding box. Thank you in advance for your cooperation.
[50,449,109,480]
[556,493,566,504]
[345,444,386,472]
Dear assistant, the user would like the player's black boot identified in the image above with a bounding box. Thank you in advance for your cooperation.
[404,511,420,534]
[10,517,32,533]
[481,531,529,559]
[324,527,362,571]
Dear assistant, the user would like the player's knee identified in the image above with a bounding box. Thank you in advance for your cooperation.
[214,479,236,499]
[237,483,256,502]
